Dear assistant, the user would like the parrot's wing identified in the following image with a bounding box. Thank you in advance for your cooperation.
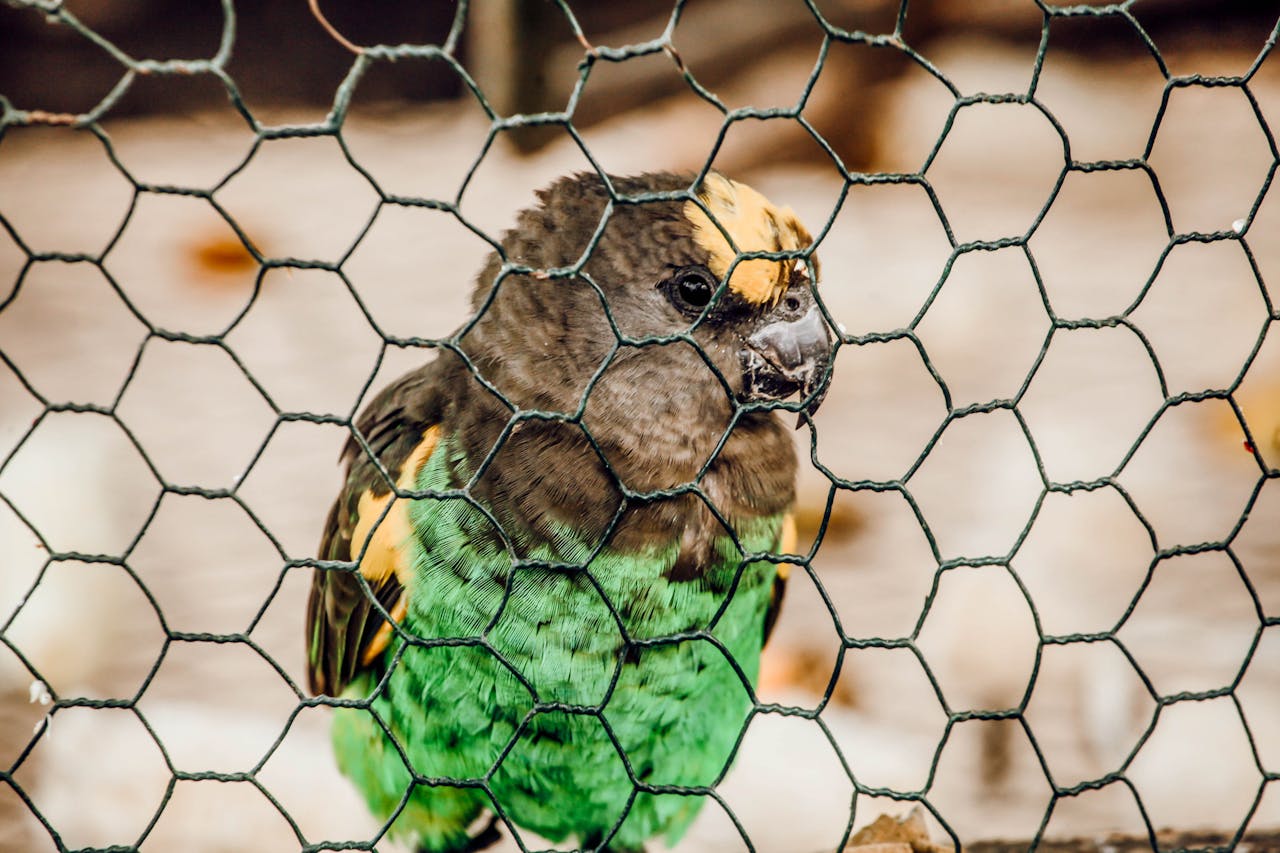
[307,362,447,697]
[761,511,796,648]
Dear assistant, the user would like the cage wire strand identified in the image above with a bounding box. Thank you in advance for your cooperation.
[1,0,1280,851]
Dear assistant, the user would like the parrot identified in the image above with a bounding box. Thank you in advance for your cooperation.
[305,171,833,853]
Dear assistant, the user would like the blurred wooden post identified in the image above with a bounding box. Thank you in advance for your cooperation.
[466,0,563,152]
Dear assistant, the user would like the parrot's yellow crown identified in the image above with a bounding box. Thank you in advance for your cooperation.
[683,173,815,306]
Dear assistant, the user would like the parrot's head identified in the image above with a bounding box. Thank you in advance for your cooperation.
[465,171,831,411]
[459,171,832,490]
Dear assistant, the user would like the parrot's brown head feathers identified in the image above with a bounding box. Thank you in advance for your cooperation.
[462,171,829,412]
[448,172,831,547]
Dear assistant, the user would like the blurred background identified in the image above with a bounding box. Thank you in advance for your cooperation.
[2,0,1280,851]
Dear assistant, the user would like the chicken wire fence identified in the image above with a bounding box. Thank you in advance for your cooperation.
[1,0,1279,851]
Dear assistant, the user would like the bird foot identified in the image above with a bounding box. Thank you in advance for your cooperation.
[458,814,502,853]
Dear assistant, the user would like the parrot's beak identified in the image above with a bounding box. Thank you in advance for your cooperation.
[740,302,833,422]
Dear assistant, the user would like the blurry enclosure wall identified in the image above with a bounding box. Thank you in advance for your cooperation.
[2,0,1275,169]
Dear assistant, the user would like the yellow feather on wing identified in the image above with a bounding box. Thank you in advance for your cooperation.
[354,425,441,666]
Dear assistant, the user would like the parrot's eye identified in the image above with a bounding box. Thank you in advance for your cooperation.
[666,266,716,313]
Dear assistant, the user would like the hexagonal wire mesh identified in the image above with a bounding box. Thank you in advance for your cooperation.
[2,0,1280,851]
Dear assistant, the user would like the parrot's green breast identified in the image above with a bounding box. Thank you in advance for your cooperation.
[331,435,783,852]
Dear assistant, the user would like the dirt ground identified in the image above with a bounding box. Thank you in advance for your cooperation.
[2,10,1280,853]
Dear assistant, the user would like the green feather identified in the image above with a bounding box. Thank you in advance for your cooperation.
[332,434,782,851]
